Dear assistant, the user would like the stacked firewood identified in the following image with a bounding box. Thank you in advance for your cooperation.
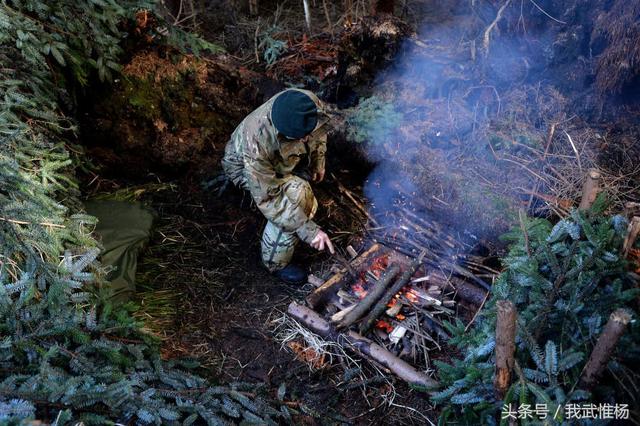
[328,250,456,367]
[289,238,494,388]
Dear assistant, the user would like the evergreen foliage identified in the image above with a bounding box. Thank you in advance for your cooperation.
[258,25,288,66]
[345,95,403,144]
[434,197,639,425]
[0,1,281,423]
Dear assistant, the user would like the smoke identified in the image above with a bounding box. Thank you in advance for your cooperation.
[356,1,588,242]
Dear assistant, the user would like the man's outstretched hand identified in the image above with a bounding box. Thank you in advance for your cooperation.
[311,169,325,183]
[310,230,334,254]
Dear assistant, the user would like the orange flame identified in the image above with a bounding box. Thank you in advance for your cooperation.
[348,255,429,328]
[375,320,394,333]
[404,288,420,303]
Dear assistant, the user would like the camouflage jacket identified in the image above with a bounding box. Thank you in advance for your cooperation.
[222,89,328,243]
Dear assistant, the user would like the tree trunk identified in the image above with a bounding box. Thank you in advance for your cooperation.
[579,308,632,390]
[494,300,517,399]
[249,0,258,15]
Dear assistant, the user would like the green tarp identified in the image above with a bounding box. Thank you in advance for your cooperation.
[85,200,155,304]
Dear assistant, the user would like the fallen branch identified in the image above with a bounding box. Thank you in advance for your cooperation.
[331,173,380,227]
[483,0,513,54]
[465,289,490,332]
[0,216,65,228]
[288,301,439,389]
[336,264,400,329]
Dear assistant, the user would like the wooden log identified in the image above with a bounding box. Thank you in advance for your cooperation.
[331,304,355,322]
[428,272,488,306]
[287,301,438,389]
[578,169,602,210]
[359,255,423,335]
[622,216,640,258]
[623,202,640,219]
[579,308,632,390]
[335,264,400,329]
[333,252,358,278]
[453,277,488,306]
[422,317,449,340]
[306,244,382,309]
[494,300,517,399]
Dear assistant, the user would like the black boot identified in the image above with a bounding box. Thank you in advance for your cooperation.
[274,264,307,285]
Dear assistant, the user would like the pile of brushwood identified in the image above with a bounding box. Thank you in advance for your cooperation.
[433,196,639,424]
[0,1,286,424]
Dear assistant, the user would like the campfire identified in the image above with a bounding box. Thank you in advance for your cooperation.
[333,252,456,357]
[288,215,494,388]
[285,177,498,387]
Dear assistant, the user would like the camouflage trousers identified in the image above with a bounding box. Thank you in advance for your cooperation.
[260,176,318,271]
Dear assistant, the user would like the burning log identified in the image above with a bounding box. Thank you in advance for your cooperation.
[494,300,517,399]
[579,308,632,390]
[287,301,439,389]
[335,264,401,329]
[578,168,602,210]
[307,244,383,309]
[359,254,424,335]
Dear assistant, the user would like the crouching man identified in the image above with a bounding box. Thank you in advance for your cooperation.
[222,89,334,284]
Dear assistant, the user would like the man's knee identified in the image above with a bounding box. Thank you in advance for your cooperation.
[283,176,318,219]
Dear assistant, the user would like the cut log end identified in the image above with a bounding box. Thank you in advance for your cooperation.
[578,168,602,210]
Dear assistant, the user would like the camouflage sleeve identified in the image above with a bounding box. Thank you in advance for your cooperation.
[307,128,327,175]
[243,135,319,242]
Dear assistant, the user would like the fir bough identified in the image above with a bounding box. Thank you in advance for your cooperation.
[0,1,279,424]
[345,95,403,144]
[434,197,639,425]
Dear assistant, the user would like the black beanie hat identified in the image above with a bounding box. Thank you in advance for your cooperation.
[271,90,318,139]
